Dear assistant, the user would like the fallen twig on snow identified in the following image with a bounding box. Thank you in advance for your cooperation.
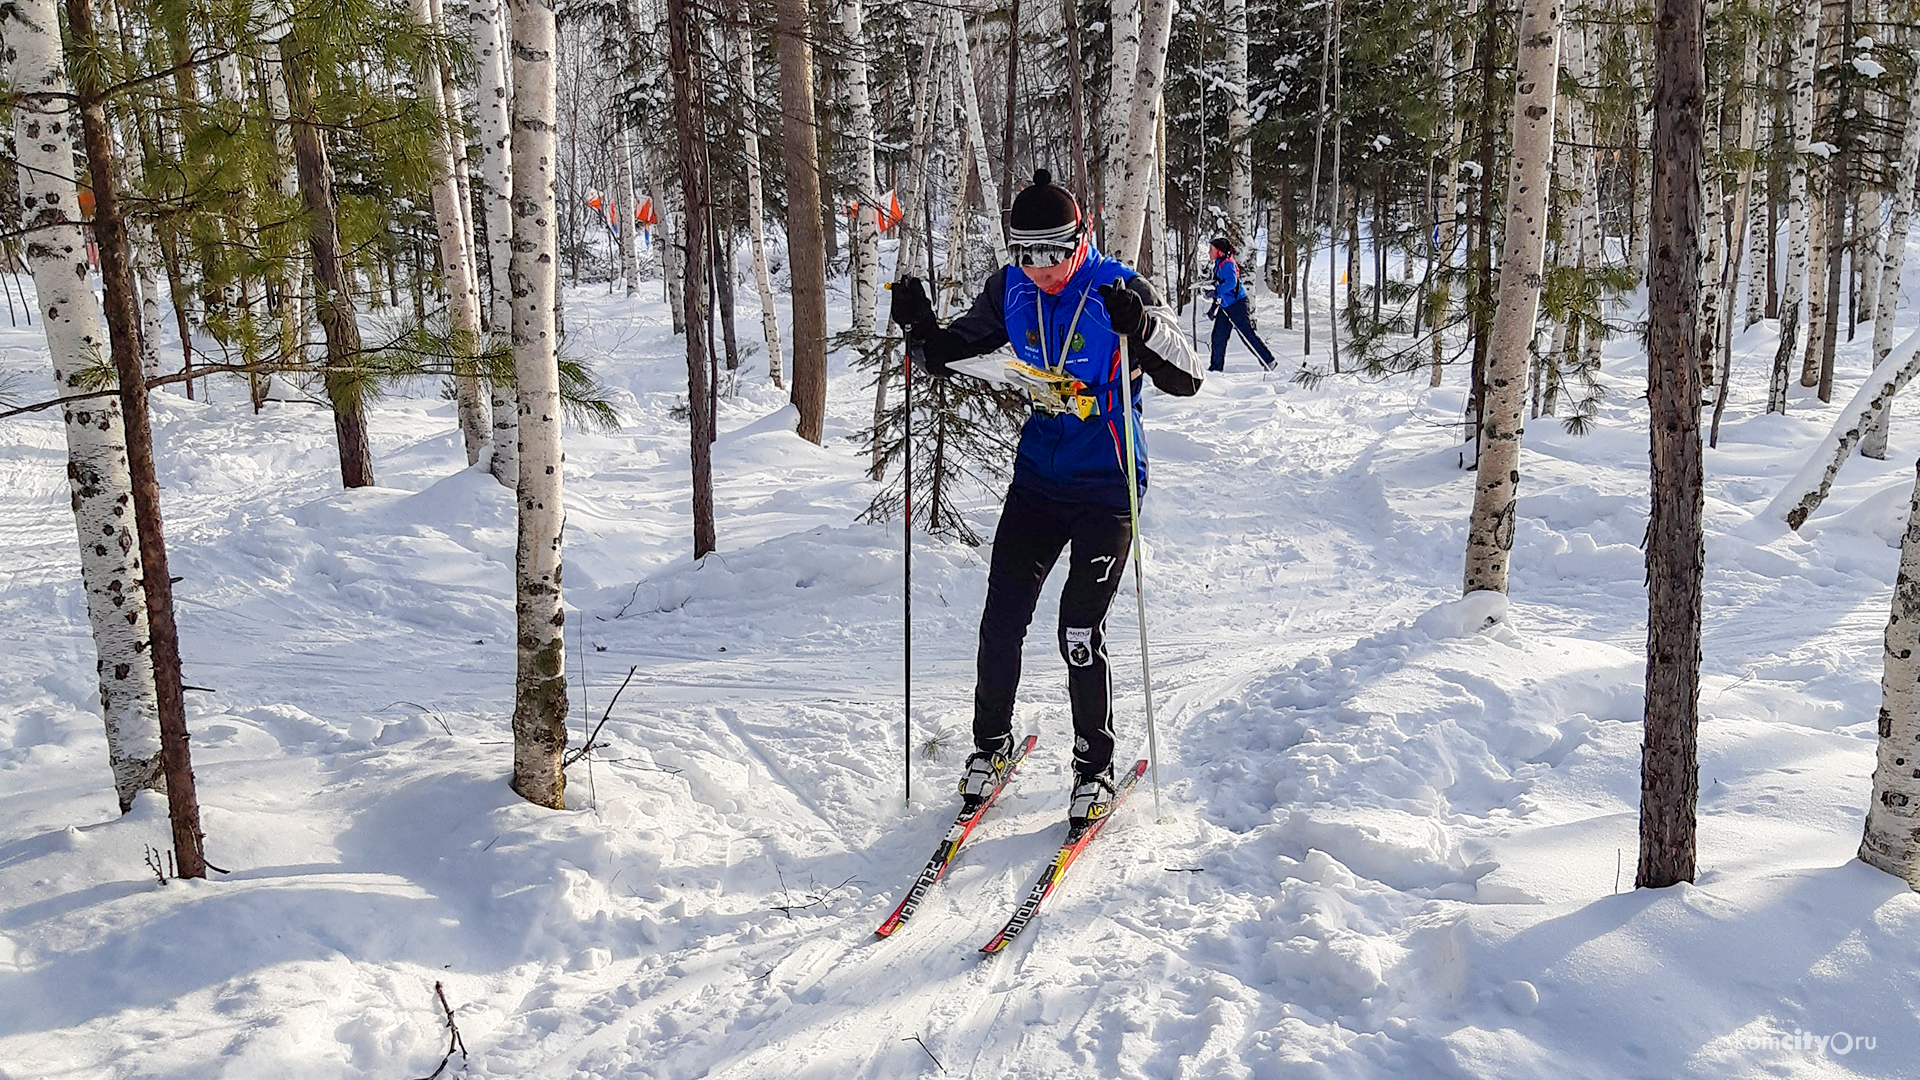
[561,665,638,768]
[903,1036,946,1074]
[409,981,467,1080]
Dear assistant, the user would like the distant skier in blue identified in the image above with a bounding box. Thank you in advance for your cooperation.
[887,170,1203,830]
[1206,237,1278,372]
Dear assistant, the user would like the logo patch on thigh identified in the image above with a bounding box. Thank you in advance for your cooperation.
[1065,627,1095,667]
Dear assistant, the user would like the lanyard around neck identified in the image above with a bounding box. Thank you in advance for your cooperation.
[1038,277,1097,375]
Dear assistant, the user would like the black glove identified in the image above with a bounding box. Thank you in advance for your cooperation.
[906,338,951,378]
[889,277,935,332]
[1098,281,1147,338]
[1207,299,1221,320]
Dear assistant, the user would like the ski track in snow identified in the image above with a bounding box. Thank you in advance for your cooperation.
[4,264,1920,1079]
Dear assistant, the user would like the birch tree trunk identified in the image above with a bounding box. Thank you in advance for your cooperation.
[638,136,685,333]
[950,9,1008,265]
[6,0,164,813]
[1462,0,1561,595]
[476,0,519,486]
[266,57,307,396]
[1861,458,1920,887]
[667,0,718,558]
[1774,327,1920,528]
[1573,21,1603,376]
[1712,35,1760,427]
[1697,9,1725,389]
[1107,0,1176,264]
[1862,39,1920,460]
[737,21,783,386]
[1771,0,1818,413]
[844,0,881,340]
[1103,0,1139,243]
[410,0,489,466]
[618,128,640,297]
[893,31,943,290]
[1639,0,1704,891]
[776,0,829,443]
[68,0,206,876]
[93,10,169,388]
[507,0,569,808]
[1432,30,1467,385]
[1224,0,1252,247]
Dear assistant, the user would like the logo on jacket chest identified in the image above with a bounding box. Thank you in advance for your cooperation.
[1023,328,1088,354]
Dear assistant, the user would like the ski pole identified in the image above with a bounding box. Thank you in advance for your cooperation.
[887,282,913,810]
[904,327,912,809]
[1116,336,1164,822]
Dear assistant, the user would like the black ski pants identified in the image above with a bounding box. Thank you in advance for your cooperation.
[973,484,1132,779]
[1209,298,1278,371]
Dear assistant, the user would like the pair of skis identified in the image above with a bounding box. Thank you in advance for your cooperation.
[874,736,1146,954]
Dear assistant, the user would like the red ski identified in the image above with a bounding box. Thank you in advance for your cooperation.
[875,735,1038,937]
[979,759,1147,954]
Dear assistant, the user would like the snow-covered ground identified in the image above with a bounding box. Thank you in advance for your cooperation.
[3,259,1918,1079]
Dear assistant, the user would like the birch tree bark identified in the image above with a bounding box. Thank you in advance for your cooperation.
[638,136,686,333]
[1224,0,1252,247]
[1103,0,1139,243]
[844,0,881,339]
[409,0,489,465]
[893,31,944,288]
[1862,458,1920,887]
[1431,30,1468,385]
[1771,0,1819,413]
[1301,0,1336,356]
[950,9,1008,265]
[1462,0,1561,595]
[68,0,207,875]
[776,0,829,443]
[1862,37,1920,460]
[618,127,640,297]
[1774,328,1920,528]
[265,56,307,398]
[1107,0,1176,264]
[1696,6,1725,389]
[476,0,519,486]
[508,0,569,808]
[737,20,783,386]
[1573,21,1603,377]
[6,0,164,813]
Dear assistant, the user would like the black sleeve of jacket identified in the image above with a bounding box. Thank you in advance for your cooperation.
[907,267,1012,373]
[1123,276,1204,396]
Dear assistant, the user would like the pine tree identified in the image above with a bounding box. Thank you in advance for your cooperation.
[65,0,209,876]
[776,0,829,442]
[1639,0,1705,891]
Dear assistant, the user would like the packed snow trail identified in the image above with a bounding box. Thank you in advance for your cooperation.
[2,280,1919,1079]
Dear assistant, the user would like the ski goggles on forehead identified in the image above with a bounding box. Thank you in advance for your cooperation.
[1007,224,1084,267]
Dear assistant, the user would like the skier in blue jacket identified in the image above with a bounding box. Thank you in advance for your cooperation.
[1206,236,1278,372]
[888,169,1203,828]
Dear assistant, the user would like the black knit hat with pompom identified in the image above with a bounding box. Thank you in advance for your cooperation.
[1008,169,1082,236]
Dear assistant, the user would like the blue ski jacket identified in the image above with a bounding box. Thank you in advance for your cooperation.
[908,245,1204,509]
[1212,254,1249,308]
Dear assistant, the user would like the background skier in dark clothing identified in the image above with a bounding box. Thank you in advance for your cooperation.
[888,169,1203,828]
[1206,237,1278,372]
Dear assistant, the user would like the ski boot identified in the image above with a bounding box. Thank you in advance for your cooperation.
[959,748,1014,813]
[1068,766,1117,836]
